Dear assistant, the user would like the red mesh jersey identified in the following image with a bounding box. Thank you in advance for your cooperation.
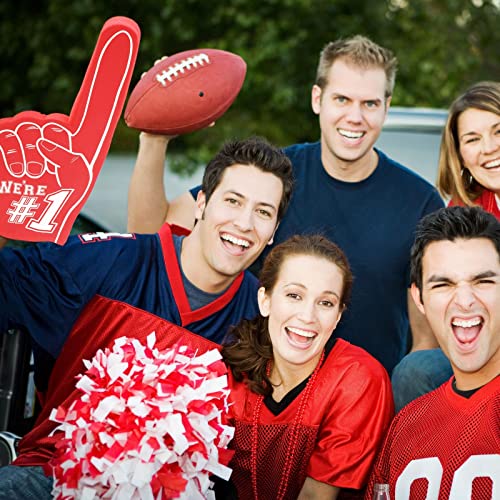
[366,376,500,499]
[14,298,219,473]
[228,339,394,498]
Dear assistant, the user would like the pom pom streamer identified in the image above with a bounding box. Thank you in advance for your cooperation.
[50,332,234,499]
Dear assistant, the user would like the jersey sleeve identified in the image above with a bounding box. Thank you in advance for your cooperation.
[364,411,403,498]
[307,358,395,490]
[0,233,136,357]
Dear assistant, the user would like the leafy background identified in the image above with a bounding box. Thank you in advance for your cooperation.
[0,0,498,173]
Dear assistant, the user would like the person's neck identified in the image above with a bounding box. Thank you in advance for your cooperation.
[454,359,500,392]
[270,355,320,402]
[321,145,379,182]
[180,233,235,294]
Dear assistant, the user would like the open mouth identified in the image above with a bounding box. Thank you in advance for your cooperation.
[451,316,483,350]
[338,128,365,141]
[285,326,317,348]
[220,232,251,255]
[483,158,500,170]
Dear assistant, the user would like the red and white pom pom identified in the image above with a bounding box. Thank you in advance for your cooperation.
[49,333,234,500]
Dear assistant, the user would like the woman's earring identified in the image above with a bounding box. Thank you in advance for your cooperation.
[461,168,474,187]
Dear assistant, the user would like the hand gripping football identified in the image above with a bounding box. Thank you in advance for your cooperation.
[124,49,246,135]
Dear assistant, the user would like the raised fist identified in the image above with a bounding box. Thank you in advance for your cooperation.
[0,17,140,244]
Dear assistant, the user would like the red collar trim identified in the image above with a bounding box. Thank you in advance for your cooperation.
[158,224,245,327]
[479,190,500,219]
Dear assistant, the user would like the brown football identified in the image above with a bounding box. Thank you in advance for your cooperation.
[124,49,246,135]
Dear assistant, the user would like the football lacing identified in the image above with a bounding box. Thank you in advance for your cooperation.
[156,53,211,86]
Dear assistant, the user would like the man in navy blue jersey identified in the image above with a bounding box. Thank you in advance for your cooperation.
[127,35,449,410]
[0,136,293,498]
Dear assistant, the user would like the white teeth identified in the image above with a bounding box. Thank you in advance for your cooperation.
[338,129,364,139]
[287,327,316,338]
[484,158,500,169]
[221,234,250,248]
[452,318,481,328]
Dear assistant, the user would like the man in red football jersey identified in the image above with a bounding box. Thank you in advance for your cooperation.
[366,205,500,500]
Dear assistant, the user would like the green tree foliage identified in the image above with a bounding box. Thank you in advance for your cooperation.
[380,0,500,106]
[0,0,498,172]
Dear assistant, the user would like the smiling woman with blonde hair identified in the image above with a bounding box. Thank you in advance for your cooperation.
[437,81,500,217]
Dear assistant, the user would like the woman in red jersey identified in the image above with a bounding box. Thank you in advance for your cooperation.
[220,235,394,500]
[437,81,500,218]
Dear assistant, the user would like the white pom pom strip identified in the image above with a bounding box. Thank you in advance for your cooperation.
[50,332,234,499]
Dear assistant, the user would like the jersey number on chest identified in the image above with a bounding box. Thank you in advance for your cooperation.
[395,455,500,499]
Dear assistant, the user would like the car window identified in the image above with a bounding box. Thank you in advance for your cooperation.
[376,129,443,186]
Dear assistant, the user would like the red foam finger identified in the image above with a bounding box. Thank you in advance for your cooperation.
[36,138,91,243]
[0,18,140,245]
[42,122,71,149]
[42,122,72,175]
[37,139,90,190]
[15,122,44,178]
[0,129,25,176]
[70,17,140,162]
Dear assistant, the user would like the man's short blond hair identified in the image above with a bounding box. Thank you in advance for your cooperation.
[315,35,398,99]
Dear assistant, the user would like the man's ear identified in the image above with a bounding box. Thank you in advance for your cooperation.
[194,190,206,220]
[384,95,392,113]
[311,85,322,115]
[410,282,426,315]
[257,286,270,317]
[267,222,280,246]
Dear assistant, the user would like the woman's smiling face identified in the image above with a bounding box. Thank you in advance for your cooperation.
[258,253,344,376]
[458,108,500,195]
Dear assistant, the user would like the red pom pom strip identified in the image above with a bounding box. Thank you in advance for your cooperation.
[49,332,234,499]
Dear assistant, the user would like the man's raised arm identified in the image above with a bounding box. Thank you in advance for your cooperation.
[127,132,197,233]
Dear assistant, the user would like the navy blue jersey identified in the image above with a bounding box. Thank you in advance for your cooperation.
[1,224,259,469]
[271,143,444,373]
[191,143,444,373]
[0,224,258,370]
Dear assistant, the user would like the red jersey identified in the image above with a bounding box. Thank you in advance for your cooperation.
[228,339,394,499]
[366,376,500,499]
[8,225,257,472]
[15,305,221,474]
[448,190,500,220]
